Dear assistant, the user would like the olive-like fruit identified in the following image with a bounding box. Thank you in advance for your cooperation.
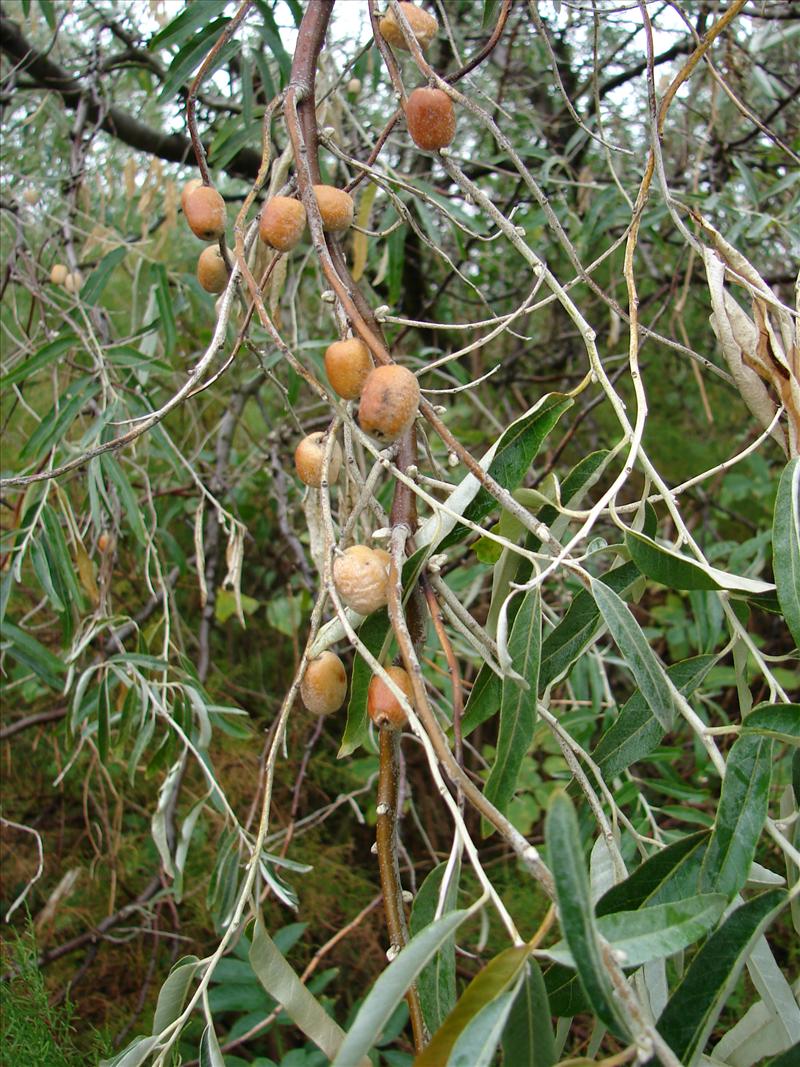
[50,264,68,286]
[367,666,414,728]
[180,177,203,215]
[372,547,392,573]
[301,651,348,715]
[197,245,228,293]
[333,545,389,615]
[97,531,112,552]
[313,185,355,234]
[358,364,420,443]
[184,185,226,240]
[23,188,38,206]
[63,271,83,293]
[259,196,307,252]
[379,2,438,51]
[346,77,362,96]
[294,431,343,488]
[324,338,373,400]
[406,87,456,151]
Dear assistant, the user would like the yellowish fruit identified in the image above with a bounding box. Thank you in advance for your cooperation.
[97,532,112,552]
[333,545,389,615]
[313,185,355,234]
[197,245,228,293]
[184,185,226,240]
[63,270,83,293]
[372,547,392,572]
[324,338,373,400]
[379,3,439,51]
[294,431,343,487]
[346,77,362,96]
[50,263,68,286]
[259,196,307,251]
[23,188,38,205]
[180,177,203,215]
[301,651,348,715]
[367,666,414,728]
[358,364,420,443]
[406,87,456,151]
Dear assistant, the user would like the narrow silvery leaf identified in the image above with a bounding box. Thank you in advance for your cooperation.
[447,988,517,1067]
[773,458,800,649]
[152,955,199,1033]
[484,589,541,823]
[250,917,355,1063]
[151,759,183,879]
[653,889,786,1067]
[332,908,474,1067]
[700,735,772,899]
[198,1022,225,1067]
[590,577,676,731]
[626,529,774,594]
[502,959,557,1067]
[410,861,460,1033]
[545,792,626,1035]
[99,1036,160,1067]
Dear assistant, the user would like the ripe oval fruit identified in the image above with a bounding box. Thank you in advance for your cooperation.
[313,185,355,234]
[63,271,83,293]
[184,185,226,240]
[346,77,362,96]
[372,547,392,573]
[301,651,348,715]
[333,545,389,615]
[367,666,414,728]
[406,87,455,151]
[97,531,111,552]
[358,364,420,443]
[294,431,343,488]
[197,245,228,293]
[50,263,68,286]
[259,196,306,252]
[23,188,38,205]
[180,177,203,215]
[379,2,438,51]
[324,338,373,400]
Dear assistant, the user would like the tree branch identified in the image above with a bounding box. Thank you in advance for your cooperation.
[0,15,262,181]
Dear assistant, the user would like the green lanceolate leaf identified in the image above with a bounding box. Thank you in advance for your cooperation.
[149,0,228,51]
[545,792,625,1035]
[447,988,518,1067]
[773,458,800,650]
[0,333,77,388]
[592,656,716,778]
[484,589,541,825]
[544,895,726,970]
[415,944,533,1067]
[539,561,639,692]
[462,664,502,736]
[0,619,65,690]
[81,247,127,305]
[410,862,460,1034]
[700,734,773,899]
[250,915,349,1063]
[152,955,199,1033]
[589,576,677,731]
[742,703,800,745]
[20,377,99,463]
[597,832,710,914]
[652,889,786,1066]
[502,959,557,1067]
[626,529,774,595]
[332,909,474,1067]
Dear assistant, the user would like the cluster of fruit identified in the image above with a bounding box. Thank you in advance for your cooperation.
[181,4,453,731]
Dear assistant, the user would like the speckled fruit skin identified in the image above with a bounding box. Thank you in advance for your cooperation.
[367,666,414,728]
[372,547,392,573]
[181,178,203,215]
[313,185,355,234]
[406,87,456,151]
[50,264,68,286]
[294,432,343,488]
[301,651,348,715]
[333,545,389,615]
[324,339,373,400]
[358,365,420,443]
[184,186,226,240]
[197,246,228,293]
[259,196,307,251]
[379,2,438,51]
